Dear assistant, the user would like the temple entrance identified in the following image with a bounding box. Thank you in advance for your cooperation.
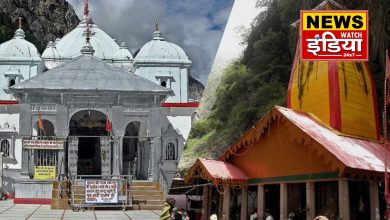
[123,121,149,179]
[68,110,110,176]
[77,137,101,175]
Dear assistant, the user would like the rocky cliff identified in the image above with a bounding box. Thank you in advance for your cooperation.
[188,75,204,102]
[0,0,79,52]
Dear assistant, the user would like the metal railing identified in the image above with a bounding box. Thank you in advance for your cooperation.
[159,168,168,200]
[70,175,133,211]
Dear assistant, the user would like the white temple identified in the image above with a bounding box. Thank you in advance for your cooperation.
[0,0,196,198]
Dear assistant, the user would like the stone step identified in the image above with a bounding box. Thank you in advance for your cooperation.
[139,204,163,210]
[132,185,159,191]
[133,194,163,201]
[133,199,164,205]
[132,181,159,187]
[132,190,163,196]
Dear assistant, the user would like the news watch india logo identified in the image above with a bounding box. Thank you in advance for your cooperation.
[300,10,368,61]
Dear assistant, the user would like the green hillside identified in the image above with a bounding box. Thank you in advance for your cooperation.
[179,0,390,173]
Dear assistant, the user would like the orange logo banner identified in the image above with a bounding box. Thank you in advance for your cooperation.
[300,10,368,61]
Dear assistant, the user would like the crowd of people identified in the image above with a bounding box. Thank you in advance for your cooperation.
[159,198,330,220]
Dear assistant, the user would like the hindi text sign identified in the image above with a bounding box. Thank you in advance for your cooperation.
[34,166,56,180]
[23,140,64,150]
[85,180,118,204]
[300,10,368,60]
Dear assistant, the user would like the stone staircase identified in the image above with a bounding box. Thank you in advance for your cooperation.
[51,180,165,211]
[131,181,164,210]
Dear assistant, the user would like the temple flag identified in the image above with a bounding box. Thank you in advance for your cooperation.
[37,111,46,136]
[105,115,111,133]
[84,0,89,17]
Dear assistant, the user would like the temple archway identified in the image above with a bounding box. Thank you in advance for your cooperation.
[32,119,58,167]
[122,121,148,179]
[33,119,55,137]
[68,110,109,176]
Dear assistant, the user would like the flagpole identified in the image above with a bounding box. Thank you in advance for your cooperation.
[384,50,390,219]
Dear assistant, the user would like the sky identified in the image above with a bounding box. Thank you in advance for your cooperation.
[67,0,235,84]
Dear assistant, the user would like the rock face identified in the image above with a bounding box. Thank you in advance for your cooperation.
[188,74,204,102]
[0,0,79,52]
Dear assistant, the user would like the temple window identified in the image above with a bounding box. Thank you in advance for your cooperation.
[156,75,175,89]
[9,79,15,87]
[4,71,23,94]
[0,139,10,157]
[166,142,176,160]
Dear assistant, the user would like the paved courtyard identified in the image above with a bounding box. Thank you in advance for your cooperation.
[0,200,161,220]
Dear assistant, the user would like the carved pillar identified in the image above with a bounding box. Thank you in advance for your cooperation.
[19,103,31,177]
[19,104,32,137]
[21,145,29,176]
[57,150,65,177]
[68,136,78,176]
[148,137,159,181]
[222,186,231,220]
[257,184,265,219]
[112,136,122,176]
[369,181,380,220]
[55,104,69,138]
[306,181,315,220]
[202,185,210,220]
[100,136,111,177]
[147,107,162,181]
[280,183,288,220]
[240,186,248,220]
[29,149,34,177]
[338,179,350,220]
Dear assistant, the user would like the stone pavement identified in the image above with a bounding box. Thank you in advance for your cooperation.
[0,200,161,220]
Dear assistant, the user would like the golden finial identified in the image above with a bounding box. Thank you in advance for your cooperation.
[18,17,22,29]
[85,24,92,44]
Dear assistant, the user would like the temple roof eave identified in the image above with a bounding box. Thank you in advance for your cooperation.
[10,55,171,94]
[0,57,42,63]
[9,87,173,96]
[134,59,192,65]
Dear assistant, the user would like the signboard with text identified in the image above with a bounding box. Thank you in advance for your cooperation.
[34,166,56,180]
[300,10,368,60]
[23,140,64,150]
[85,180,118,204]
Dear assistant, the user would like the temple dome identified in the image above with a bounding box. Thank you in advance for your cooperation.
[42,17,122,61]
[0,28,41,61]
[135,30,191,64]
[114,42,133,61]
[42,41,61,59]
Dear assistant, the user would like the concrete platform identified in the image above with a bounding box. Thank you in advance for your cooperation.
[0,200,161,219]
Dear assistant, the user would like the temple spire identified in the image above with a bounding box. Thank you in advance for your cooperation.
[81,23,95,55]
[84,0,89,17]
[14,16,25,39]
[18,17,22,29]
[153,18,164,41]
[155,18,159,32]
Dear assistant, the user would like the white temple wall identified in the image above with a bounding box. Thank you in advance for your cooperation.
[135,66,188,103]
[0,63,42,100]
[0,113,21,169]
